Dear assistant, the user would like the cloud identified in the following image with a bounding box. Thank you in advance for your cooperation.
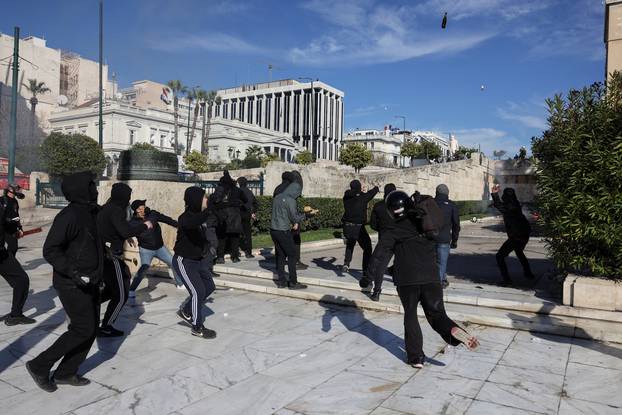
[450,127,524,156]
[149,33,267,55]
[497,109,547,130]
[414,0,554,21]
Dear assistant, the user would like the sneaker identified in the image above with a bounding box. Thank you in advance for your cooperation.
[191,326,217,339]
[97,325,124,338]
[296,262,309,270]
[25,361,56,393]
[341,264,349,273]
[245,253,255,259]
[215,257,225,264]
[276,280,287,289]
[5,314,36,326]
[128,290,136,298]
[288,282,308,290]
[231,257,241,263]
[369,291,381,302]
[52,374,91,386]
[406,356,425,369]
[441,279,450,289]
[450,326,480,351]
[177,309,193,324]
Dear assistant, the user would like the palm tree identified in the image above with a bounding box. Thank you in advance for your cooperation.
[187,88,206,155]
[24,79,50,136]
[203,90,221,158]
[166,80,187,154]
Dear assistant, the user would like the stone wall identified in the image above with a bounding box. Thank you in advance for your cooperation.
[493,160,537,203]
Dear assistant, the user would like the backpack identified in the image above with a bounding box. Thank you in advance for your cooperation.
[412,193,444,238]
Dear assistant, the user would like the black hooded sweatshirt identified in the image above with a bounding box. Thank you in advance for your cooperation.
[492,188,531,240]
[342,180,379,224]
[370,184,396,236]
[97,183,147,255]
[174,187,211,260]
[43,172,104,289]
[129,208,178,251]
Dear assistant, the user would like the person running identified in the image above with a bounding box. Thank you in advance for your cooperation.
[270,181,309,290]
[97,183,152,337]
[491,184,535,286]
[368,190,479,369]
[341,180,379,274]
[237,177,258,259]
[128,200,183,298]
[173,186,217,339]
[26,172,102,392]
[434,184,460,289]
[0,186,33,326]
[1,184,25,256]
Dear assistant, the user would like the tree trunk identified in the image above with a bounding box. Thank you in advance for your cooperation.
[205,104,213,158]
[200,103,207,155]
[188,102,200,155]
[173,97,179,154]
[30,98,37,142]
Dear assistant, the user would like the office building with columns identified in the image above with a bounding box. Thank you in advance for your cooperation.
[213,79,345,161]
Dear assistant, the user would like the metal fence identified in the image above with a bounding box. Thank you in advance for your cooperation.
[194,173,264,196]
[35,179,69,208]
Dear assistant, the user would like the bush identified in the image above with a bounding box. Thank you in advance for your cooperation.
[40,132,106,177]
[339,143,372,173]
[184,151,209,174]
[131,142,158,151]
[531,73,622,279]
[294,150,314,165]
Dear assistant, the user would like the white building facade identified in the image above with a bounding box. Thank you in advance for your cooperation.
[213,79,344,161]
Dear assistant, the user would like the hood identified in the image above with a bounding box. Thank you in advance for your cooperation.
[502,187,519,206]
[283,182,302,199]
[61,171,97,204]
[110,183,132,208]
[184,186,205,212]
[4,184,25,199]
[237,177,248,187]
[282,171,295,183]
[350,180,361,192]
[436,184,449,197]
[383,183,396,198]
[219,170,236,186]
[290,170,303,186]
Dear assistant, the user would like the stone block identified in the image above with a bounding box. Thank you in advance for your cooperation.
[563,274,622,311]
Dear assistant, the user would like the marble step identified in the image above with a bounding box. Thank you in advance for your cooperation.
[213,273,622,343]
[213,265,622,324]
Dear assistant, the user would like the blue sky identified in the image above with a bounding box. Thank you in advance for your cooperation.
[2,0,605,156]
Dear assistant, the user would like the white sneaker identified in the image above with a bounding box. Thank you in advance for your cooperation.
[128,290,136,298]
[177,284,186,290]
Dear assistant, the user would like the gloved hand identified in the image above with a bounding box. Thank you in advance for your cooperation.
[72,270,94,287]
[450,241,458,249]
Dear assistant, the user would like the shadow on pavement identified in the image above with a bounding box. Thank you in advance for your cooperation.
[21,257,49,271]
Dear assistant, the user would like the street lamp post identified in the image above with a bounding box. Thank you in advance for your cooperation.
[98,0,103,148]
[8,26,19,184]
[298,77,316,158]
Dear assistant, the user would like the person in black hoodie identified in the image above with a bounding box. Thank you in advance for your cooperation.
[128,200,182,297]
[0,186,34,326]
[1,184,25,256]
[97,183,152,337]
[434,184,460,289]
[368,190,479,368]
[341,180,379,274]
[237,177,258,258]
[26,172,102,392]
[213,171,247,263]
[370,183,396,239]
[491,184,534,286]
[173,186,217,339]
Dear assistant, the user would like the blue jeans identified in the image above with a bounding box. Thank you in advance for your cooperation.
[436,243,451,282]
[129,246,182,291]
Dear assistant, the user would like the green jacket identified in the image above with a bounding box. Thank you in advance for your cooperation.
[270,182,305,231]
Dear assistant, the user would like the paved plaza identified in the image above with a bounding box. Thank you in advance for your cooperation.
[0,222,621,414]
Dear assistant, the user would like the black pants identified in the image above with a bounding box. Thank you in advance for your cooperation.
[496,237,533,279]
[270,230,298,284]
[101,257,130,327]
[217,234,240,259]
[6,234,18,257]
[173,255,215,329]
[397,283,460,361]
[0,250,29,316]
[29,285,99,377]
[293,230,302,262]
[344,225,372,272]
[240,213,253,255]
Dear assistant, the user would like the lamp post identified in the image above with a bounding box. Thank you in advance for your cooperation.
[298,77,316,158]
[8,27,19,184]
[98,0,103,148]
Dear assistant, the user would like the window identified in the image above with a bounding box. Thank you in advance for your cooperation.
[160,134,166,148]
[371,142,375,149]
[129,130,136,145]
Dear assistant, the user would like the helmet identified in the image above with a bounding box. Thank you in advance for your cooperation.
[385,190,412,219]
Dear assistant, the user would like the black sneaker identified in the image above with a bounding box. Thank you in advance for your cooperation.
[53,374,91,386]
[245,253,255,259]
[341,264,350,272]
[296,262,309,270]
[191,326,217,339]
[407,356,425,369]
[276,280,288,289]
[499,277,513,287]
[441,279,450,289]
[215,257,225,264]
[98,325,124,337]
[25,361,57,393]
[231,257,241,263]
[369,291,381,302]
[177,309,193,324]
[288,282,308,290]
[5,314,36,326]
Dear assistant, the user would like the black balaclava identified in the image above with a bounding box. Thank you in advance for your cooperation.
[502,187,520,206]
[184,186,205,213]
[383,183,396,199]
[61,171,96,204]
[220,170,235,186]
[350,180,362,192]
[237,177,248,188]
[110,183,132,208]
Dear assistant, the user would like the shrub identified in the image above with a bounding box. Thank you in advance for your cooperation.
[131,142,158,151]
[184,150,209,174]
[40,132,106,177]
[531,72,622,279]
[294,150,314,165]
[339,143,372,173]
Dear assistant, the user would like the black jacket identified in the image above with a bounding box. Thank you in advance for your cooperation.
[129,209,177,251]
[174,187,211,260]
[492,190,531,240]
[370,200,394,236]
[97,183,147,255]
[213,172,247,234]
[43,172,104,289]
[342,186,379,225]
[239,186,258,216]
[368,213,438,288]
[434,194,460,244]
[1,196,22,234]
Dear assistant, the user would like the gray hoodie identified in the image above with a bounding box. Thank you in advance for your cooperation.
[270,182,306,231]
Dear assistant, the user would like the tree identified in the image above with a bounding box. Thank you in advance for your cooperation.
[260,152,280,168]
[186,88,205,156]
[339,143,372,173]
[455,146,480,160]
[492,150,507,160]
[184,87,198,156]
[531,72,622,279]
[166,80,187,155]
[183,150,209,174]
[202,90,221,155]
[294,149,314,165]
[40,132,106,177]
[419,140,442,160]
[24,79,50,140]
[400,141,421,164]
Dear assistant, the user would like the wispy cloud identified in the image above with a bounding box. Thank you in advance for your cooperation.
[414,0,555,21]
[496,100,548,131]
[149,33,267,55]
[451,127,523,156]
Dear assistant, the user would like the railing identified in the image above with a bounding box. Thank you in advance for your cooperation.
[193,173,264,196]
[35,179,69,208]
